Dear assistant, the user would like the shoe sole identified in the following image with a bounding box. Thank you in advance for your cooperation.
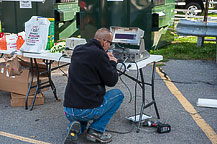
[86,133,112,144]
[64,121,80,144]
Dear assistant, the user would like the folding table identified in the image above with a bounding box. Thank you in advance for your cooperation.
[1,50,163,126]
[117,55,163,132]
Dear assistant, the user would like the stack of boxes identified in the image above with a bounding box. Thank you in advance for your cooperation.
[0,57,49,107]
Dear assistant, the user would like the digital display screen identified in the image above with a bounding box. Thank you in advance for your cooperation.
[115,34,136,40]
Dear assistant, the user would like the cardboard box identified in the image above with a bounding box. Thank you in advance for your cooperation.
[10,92,44,107]
[18,56,47,72]
[0,64,49,95]
[18,56,46,65]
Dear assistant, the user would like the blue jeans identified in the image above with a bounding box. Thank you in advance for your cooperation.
[64,89,124,133]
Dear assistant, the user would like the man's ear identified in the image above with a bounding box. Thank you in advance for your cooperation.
[102,40,106,47]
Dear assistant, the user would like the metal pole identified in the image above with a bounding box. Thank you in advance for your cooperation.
[202,0,210,46]
[204,0,210,22]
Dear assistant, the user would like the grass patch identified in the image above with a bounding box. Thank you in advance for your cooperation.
[207,13,217,17]
[154,12,217,62]
[161,10,217,62]
[156,63,166,67]
[150,34,216,61]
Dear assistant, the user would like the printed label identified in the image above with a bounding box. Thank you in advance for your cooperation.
[20,0,32,8]
[1,68,4,74]
[6,69,9,77]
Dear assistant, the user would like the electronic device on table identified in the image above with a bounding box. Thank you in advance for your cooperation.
[62,37,87,57]
[110,26,150,63]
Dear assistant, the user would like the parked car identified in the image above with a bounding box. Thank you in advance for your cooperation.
[175,0,204,16]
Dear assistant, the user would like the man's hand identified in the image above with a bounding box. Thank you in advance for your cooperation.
[107,52,117,63]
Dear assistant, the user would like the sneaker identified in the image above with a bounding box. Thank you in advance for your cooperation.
[86,128,112,143]
[64,121,80,144]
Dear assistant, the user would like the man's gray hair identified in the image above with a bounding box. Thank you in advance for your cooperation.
[94,28,112,41]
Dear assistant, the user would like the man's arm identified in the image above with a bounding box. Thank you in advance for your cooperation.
[107,52,117,63]
[97,52,118,87]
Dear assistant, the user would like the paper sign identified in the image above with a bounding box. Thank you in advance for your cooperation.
[11,76,16,78]
[6,69,9,77]
[20,0,32,8]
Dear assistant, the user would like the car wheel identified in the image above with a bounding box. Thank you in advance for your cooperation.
[185,2,202,16]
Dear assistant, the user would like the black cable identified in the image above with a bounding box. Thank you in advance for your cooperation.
[158,67,168,80]
[158,67,215,85]
[119,75,133,103]
[58,55,68,78]
[138,127,157,133]
[117,59,133,103]
[177,108,216,116]
[108,61,141,134]
[117,62,127,76]
[106,124,136,134]
[135,95,150,106]
[0,53,3,58]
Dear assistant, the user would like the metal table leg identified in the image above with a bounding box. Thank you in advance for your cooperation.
[25,58,34,110]
[136,62,160,132]
[28,59,60,110]
[136,68,146,133]
[151,62,160,119]
[45,60,58,100]
[29,58,40,111]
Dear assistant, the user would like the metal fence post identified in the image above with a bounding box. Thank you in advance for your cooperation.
[216,37,217,63]
[197,37,203,47]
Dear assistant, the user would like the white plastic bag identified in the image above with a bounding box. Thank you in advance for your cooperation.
[6,34,18,52]
[18,31,26,40]
[20,16,50,53]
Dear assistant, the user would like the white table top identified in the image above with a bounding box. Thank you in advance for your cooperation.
[0,50,14,55]
[21,51,71,63]
[117,55,163,70]
[0,50,163,70]
[0,50,71,63]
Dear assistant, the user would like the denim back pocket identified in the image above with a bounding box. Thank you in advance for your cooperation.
[73,108,96,121]
[64,107,75,121]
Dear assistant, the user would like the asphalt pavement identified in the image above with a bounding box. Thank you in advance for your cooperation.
[0,59,217,144]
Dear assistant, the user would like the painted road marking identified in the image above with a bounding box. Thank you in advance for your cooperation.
[156,68,217,144]
[0,131,51,144]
